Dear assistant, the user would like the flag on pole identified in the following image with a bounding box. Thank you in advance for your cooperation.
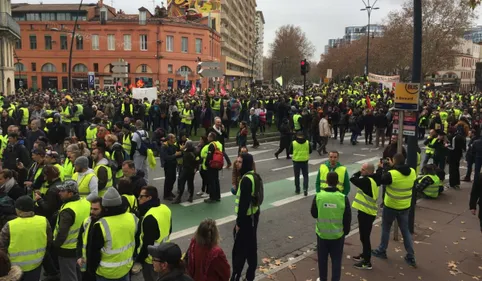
[190,83,196,96]
[209,88,215,95]
[366,95,372,109]
[221,86,226,96]
[275,76,283,86]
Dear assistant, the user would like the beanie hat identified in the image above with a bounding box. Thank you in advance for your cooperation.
[74,156,89,170]
[15,195,35,212]
[58,180,79,194]
[102,187,122,207]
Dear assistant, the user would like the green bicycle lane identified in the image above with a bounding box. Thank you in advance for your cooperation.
[168,160,380,240]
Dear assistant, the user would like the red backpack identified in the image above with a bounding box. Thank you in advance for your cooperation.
[209,142,224,170]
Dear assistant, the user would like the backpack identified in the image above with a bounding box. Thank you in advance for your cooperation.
[248,172,264,207]
[108,145,128,171]
[349,115,357,125]
[135,131,151,156]
[209,142,224,170]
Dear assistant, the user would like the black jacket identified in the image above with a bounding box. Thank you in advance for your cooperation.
[2,142,31,171]
[310,187,351,236]
[129,170,148,198]
[35,178,63,224]
[54,195,81,257]
[161,143,178,169]
[350,172,380,198]
[377,164,415,211]
[0,193,16,230]
[208,127,229,146]
[158,269,194,281]
[470,177,482,209]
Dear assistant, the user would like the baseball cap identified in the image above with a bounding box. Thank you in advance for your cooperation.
[147,243,182,264]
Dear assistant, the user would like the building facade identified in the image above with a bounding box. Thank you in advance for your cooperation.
[0,0,20,94]
[324,24,384,54]
[464,26,482,44]
[12,2,221,90]
[255,10,264,82]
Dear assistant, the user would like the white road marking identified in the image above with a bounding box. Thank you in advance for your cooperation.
[270,190,316,207]
[228,149,274,158]
[308,158,328,165]
[356,157,379,164]
[257,157,278,163]
[153,177,165,180]
[353,154,367,157]
[170,215,237,240]
[361,148,369,151]
[271,165,292,171]
[180,191,233,207]
[286,171,318,181]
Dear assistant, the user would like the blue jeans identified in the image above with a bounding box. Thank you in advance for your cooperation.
[293,161,308,192]
[96,274,130,281]
[376,207,415,259]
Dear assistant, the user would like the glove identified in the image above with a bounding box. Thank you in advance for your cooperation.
[231,186,236,195]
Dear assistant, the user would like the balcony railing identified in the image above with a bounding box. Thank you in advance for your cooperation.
[0,13,20,39]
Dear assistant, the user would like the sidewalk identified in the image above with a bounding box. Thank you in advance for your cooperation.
[256,182,482,281]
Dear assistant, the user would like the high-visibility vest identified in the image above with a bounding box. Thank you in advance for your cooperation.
[234,172,259,215]
[0,135,7,159]
[291,140,309,162]
[34,166,50,195]
[54,199,90,249]
[139,204,172,264]
[181,109,193,125]
[211,99,221,111]
[72,104,83,122]
[319,165,347,192]
[385,169,416,210]
[110,152,123,179]
[177,100,184,111]
[95,212,138,279]
[121,104,133,116]
[61,106,71,123]
[93,164,112,197]
[72,172,96,198]
[20,107,29,125]
[81,216,93,271]
[315,190,345,240]
[86,127,98,149]
[8,215,48,272]
[416,152,421,175]
[425,138,437,155]
[200,144,209,170]
[144,102,151,116]
[122,194,137,213]
[420,174,440,198]
[352,177,379,216]
[53,163,65,181]
[8,104,15,117]
[122,134,131,156]
[293,114,302,131]
[63,158,74,180]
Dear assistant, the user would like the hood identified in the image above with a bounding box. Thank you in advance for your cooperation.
[295,138,307,144]
[96,158,109,166]
[394,164,412,176]
[89,123,97,129]
[0,178,16,194]
[324,161,342,169]
[239,153,254,177]
[158,268,188,281]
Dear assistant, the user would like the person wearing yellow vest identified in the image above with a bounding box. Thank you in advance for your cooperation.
[60,99,73,137]
[231,153,260,281]
[77,196,103,280]
[0,195,52,281]
[86,187,138,281]
[116,178,138,213]
[121,97,133,118]
[372,153,417,267]
[29,148,49,195]
[121,125,132,159]
[72,103,84,138]
[85,118,99,149]
[292,109,302,132]
[180,103,194,137]
[18,102,29,137]
[350,162,379,270]
[422,129,439,166]
[211,96,222,117]
[44,150,65,181]
[64,144,80,181]
[289,131,312,196]
[105,134,125,185]
[315,151,350,195]
[311,172,351,281]
[416,164,441,198]
[54,180,90,281]
[72,156,99,201]
[92,148,113,197]
[143,97,152,131]
[135,186,172,281]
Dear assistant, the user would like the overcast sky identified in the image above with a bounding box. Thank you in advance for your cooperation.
[13,0,482,60]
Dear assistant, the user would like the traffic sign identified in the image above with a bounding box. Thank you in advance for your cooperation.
[112,61,128,73]
[394,83,420,111]
[198,61,223,78]
[88,72,95,88]
[392,111,417,136]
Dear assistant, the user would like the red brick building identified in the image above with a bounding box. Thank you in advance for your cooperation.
[12,2,221,90]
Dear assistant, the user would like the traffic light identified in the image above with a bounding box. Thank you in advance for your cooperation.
[300,59,310,75]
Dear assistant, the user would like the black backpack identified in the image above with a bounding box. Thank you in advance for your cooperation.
[248,172,264,207]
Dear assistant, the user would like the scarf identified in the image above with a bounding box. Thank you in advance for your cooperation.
[0,178,16,194]
[212,125,222,135]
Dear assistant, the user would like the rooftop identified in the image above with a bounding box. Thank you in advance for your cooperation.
[12,3,97,12]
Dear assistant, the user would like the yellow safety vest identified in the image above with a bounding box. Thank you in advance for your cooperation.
[93,164,112,196]
[385,169,416,210]
[425,138,437,155]
[54,199,90,249]
[8,215,48,272]
[0,135,7,159]
[81,216,93,271]
[122,134,131,155]
[72,104,83,122]
[20,107,29,125]
[420,174,440,198]
[72,172,96,198]
[291,140,309,162]
[96,212,138,279]
[63,158,74,180]
[352,177,379,216]
[61,106,71,123]
[34,166,49,195]
[181,109,193,125]
[234,173,259,216]
[86,127,98,149]
[211,99,221,111]
[122,194,138,213]
[110,152,123,179]
[315,190,345,240]
[319,165,347,192]
[8,104,15,117]
[293,114,302,131]
[144,102,151,116]
[177,100,184,111]
[121,104,133,116]
[139,205,172,264]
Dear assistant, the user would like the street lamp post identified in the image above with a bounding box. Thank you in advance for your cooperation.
[15,57,22,89]
[361,0,379,76]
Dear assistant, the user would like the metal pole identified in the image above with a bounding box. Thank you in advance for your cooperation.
[394,110,404,241]
[303,72,306,96]
[366,12,370,75]
[68,0,84,91]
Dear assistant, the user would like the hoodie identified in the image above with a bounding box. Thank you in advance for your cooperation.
[288,138,312,162]
[236,154,258,228]
[76,169,99,201]
[315,161,351,195]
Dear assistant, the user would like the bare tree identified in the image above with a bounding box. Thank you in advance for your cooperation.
[269,25,315,84]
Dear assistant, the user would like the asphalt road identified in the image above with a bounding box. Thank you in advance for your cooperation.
[132,135,429,280]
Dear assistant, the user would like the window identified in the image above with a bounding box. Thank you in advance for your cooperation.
[15,40,21,49]
[41,13,55,21]
[107,34,115,50]
[91,35,99,50]
[140,35,148,51]
[123,35,131,51]
[139,11,147,25]
[31,62,36,72]
[57,13,71,21]
[141,64,148,73]
[45,35,52,50]
[195,38,202,54]
[15,63,25,71]
[181,37,188,53]
[94,63,99,72]
[29,35,37,50]
[26,13,40,21]
[62,63,67,72]
[168,64,173,74]
[100,10,107,24]
[73,64,88,72]
[166,35,173,52]
[60,35,68,50]
[32,76,38,90]
[41,63,56,72]
[75,36,83,50]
